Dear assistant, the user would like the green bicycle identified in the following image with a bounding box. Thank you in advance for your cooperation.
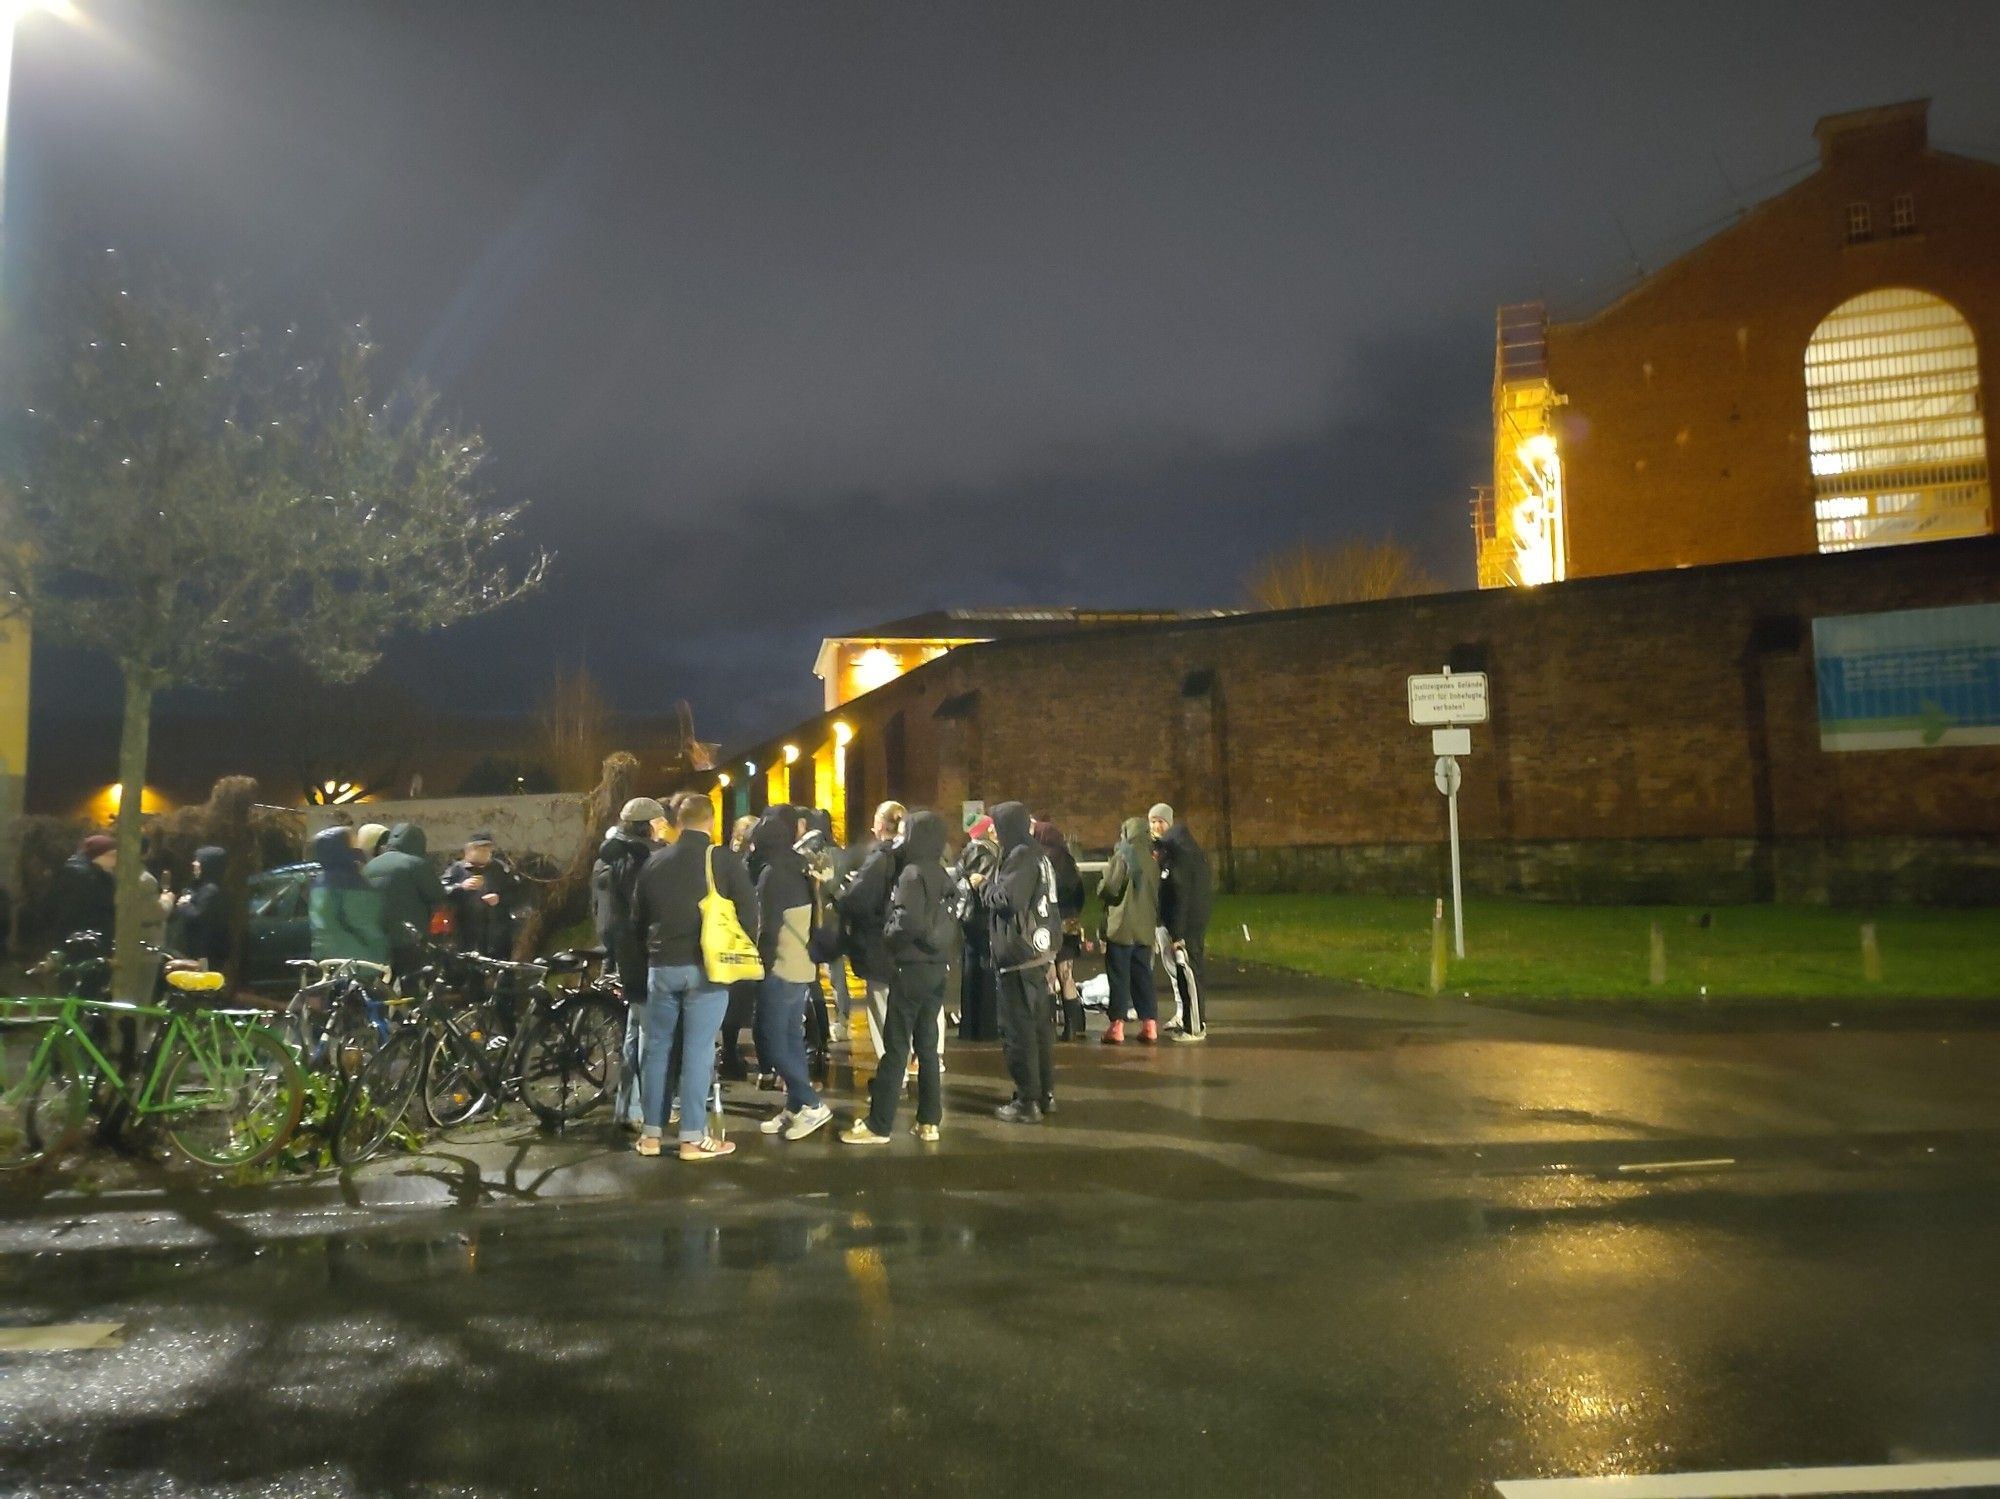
[0,976,305,1170]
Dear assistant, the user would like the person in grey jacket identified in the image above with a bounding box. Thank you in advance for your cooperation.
[751,807,833,1141]
[1099,815,1161,1044]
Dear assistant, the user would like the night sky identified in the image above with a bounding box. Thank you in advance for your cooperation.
[13,1,2000,744]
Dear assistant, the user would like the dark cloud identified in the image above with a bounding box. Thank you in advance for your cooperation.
[13,1,2000,749]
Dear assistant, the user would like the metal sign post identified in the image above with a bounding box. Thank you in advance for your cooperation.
[1409,669,1485,961]
[1433,752,1465,959]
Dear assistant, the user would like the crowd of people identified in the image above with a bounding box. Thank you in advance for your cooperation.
[42,821,533,983]
[590,789,1214,1162]
[40,789,1215,1165]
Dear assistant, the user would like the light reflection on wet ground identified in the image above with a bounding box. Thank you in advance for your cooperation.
[3,973,1999,1495]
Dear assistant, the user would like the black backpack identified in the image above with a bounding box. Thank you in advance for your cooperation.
[993,853,1060,970]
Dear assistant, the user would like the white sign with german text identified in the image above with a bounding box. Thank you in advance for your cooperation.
[1407,672,1489,725]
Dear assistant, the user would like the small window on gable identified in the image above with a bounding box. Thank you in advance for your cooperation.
[1891,193,1917,235]
[1845,202,1873,243]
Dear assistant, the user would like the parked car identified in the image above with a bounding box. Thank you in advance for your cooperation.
[240,860,461,989]
[242,862,317,990]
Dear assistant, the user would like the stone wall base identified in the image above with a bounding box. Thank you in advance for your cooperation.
[1229,836,2000,906]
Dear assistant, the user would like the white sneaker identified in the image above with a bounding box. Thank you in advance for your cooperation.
[668,1101,682,1126]
[784,1102,834,1141]
[760,1108,797,1136]
[830,1020,850,1043]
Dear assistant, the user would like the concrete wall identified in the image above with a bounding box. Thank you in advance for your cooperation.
[1544,104,2000,577]
[304,791,589,868]
[711,536,2000,905]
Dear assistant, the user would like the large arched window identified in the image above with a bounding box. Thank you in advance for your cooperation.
[1806,288,1990,552]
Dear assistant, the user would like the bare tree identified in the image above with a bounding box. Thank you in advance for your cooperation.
[536,665,613,792]
[1,262,547,997]
[1244,538,1440,611]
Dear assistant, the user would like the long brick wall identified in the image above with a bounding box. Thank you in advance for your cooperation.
[785,537,2000,905]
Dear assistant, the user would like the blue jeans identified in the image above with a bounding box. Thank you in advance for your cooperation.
[828,955,854,1020]
[642,964,727,1143]
[754,976,821,1113]
[616,1003,645,1126]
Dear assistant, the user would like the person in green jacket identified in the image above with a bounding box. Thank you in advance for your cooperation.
[309,825,392,967]
[1098,815,1161,1045]
[364,822,446,973]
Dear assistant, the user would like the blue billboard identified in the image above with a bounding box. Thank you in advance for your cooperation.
[1812,602,2000,751]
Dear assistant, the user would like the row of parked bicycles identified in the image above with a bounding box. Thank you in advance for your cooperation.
[0,929,627,1174]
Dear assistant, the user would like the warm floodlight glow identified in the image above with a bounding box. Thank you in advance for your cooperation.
[832,721,854,747]
[717,772,731,789]
[851,647,901,694]
[1518,432,1557,464]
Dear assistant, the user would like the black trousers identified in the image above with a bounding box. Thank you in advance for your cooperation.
[997,966,1055,1106]
[721,980,757,1070]
[866,963,946,1134]
[1105,941,1157,1023]
[958,932,999,1041]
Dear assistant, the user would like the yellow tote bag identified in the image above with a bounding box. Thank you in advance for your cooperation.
[700,846,764,985]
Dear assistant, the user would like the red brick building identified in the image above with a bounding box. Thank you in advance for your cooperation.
[701,536,2000,905]
[688,101,2000,906]
[1479,100,1997,588]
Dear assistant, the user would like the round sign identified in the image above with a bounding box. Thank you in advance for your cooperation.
[1433,756,1462,797]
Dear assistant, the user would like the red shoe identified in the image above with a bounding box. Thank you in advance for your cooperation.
[1102,1020,1124,1045]
[1140,1020,1158,1044]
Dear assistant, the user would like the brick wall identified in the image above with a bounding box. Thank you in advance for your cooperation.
[783,537,2000,904]
[1544,107,2000,577]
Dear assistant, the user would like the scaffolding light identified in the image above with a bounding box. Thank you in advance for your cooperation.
[717,772,731,788]
[832,721,854,747]
[1519,433,1558,464]
[781,743,800,764]
[743,761,756,776]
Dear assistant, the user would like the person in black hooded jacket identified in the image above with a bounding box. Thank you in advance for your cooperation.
[589,798,667,1131]
[169,845,234,972]
[842,809,954,1144]
[1150,805,1213,1040]
[975,800,1058,1124]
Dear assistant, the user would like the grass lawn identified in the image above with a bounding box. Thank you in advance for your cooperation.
[1209,894,2000,1001]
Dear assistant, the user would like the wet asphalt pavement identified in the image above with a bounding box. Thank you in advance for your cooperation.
[3,971,2000,1497]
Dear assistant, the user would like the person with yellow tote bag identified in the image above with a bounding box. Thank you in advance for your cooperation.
[628,794,759,1161]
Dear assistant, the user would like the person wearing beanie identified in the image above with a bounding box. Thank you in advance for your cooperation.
[592,798,671,1131]
[443,831,521,959]
[51,835,120,942]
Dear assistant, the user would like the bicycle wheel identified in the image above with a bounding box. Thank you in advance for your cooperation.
[330,1024,427,1168]
[0,1032,90,1168]
[160,1024,305,1170]
[422,1010,497,1128]
[519,996,621,1125]
[327,1001,387,1083]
